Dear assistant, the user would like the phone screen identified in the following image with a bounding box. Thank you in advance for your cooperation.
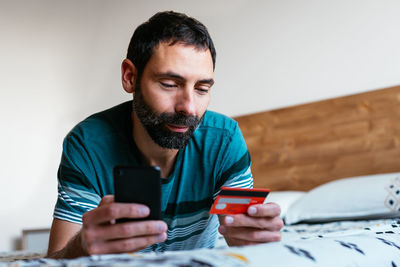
[113,166,161,222]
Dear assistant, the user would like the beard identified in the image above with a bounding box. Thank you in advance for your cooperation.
[132,87,203,149]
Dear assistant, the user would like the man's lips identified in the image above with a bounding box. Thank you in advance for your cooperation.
[166,123,189,133]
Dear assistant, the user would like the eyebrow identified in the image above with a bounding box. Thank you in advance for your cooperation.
[155,71,215,86]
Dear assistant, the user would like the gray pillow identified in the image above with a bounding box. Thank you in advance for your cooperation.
[285,172,400,225]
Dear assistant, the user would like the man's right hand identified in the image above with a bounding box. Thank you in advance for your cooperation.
[80,195,168,255]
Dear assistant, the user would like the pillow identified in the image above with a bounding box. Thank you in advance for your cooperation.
[284,172,400,225]
[266,191,306,218]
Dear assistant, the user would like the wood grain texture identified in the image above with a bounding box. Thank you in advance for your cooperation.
[234,85,400,191]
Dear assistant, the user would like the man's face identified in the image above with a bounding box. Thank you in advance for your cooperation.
[133,42,214,149]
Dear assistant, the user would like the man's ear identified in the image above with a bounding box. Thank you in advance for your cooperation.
[121,59,138,93]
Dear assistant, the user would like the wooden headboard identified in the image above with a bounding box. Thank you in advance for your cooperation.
[234,85,400,191]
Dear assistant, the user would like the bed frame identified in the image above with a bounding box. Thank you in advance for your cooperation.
[234,85,400,191]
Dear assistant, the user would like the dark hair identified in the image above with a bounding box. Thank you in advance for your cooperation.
[126,11,216,78]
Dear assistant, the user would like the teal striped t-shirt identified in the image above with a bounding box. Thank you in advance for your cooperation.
[54,101,253,252]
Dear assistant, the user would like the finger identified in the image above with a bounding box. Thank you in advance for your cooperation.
[86,232,167,255]
[224,236,266,247]
[83,203,150,225]
[219,225,281,243]
[221,214,284,230]
[247,203,281,218]
[98,195,114,206]
[225,238,263,246]
[83,220,168,243]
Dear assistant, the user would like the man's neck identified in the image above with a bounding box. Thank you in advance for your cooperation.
[131,112,179,178]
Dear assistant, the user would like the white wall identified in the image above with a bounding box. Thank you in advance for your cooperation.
[0,0,399,251]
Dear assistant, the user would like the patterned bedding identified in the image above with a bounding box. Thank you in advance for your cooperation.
[2,217,400,267]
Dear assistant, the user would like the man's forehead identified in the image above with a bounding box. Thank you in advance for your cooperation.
[146,42,214,79]
[152,41,211,60]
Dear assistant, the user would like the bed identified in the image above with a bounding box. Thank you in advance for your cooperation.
[3,85,400,266]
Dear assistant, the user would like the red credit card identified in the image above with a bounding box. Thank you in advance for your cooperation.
[210,187,270,215]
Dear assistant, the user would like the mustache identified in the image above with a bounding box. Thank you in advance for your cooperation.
[157,112,201,127]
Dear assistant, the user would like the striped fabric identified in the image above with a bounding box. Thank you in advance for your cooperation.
[54,184,99,223]
[53,101,253,251]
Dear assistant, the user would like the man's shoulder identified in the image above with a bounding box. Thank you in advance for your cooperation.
[200,110,238,133]
[67,101,132,141]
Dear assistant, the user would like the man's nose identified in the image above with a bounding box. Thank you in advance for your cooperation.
[175,88,196,116]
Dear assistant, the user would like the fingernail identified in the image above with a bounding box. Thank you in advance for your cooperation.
[219,226,226,234]
[157,223,166,232]
[275,232,282,241]
[275,206,281,215]
[248,206,257,215]
[225,216,234,225]
[157,233,166,242]
[140,207,150,216]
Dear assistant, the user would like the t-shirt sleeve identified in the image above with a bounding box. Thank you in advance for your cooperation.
[53,133,101,224]
[214,122,253,198]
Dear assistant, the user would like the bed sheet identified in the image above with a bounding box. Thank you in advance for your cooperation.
[2,218,400,267]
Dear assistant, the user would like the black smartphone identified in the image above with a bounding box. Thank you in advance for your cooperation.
[113,166,161,222]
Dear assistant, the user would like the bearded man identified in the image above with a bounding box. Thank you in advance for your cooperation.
[47,11,283,259]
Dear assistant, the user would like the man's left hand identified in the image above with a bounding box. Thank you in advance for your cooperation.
[218,202,284,246]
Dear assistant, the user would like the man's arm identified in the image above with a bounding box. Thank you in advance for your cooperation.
[47,219,84,259]
[47,195,168,259]
[213,120,283,245]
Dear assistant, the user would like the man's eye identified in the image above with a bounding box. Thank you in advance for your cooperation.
[196,88,209,94]
[160,82,176,88]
